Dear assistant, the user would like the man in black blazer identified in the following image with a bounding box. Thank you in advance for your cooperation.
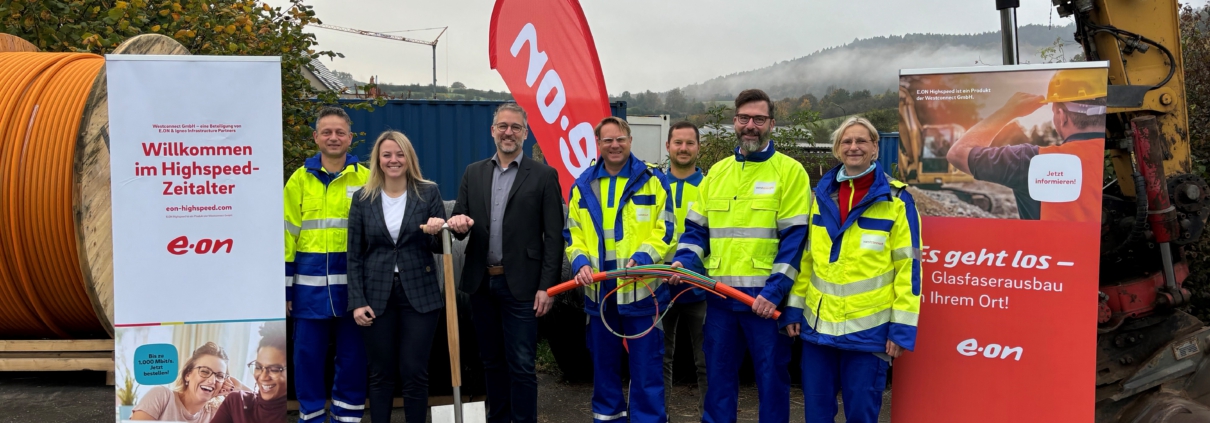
[447,103,564,423]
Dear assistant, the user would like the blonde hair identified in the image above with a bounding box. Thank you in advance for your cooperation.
[830,116,881,161]
[594,116,631,138]
[360,130,432,201]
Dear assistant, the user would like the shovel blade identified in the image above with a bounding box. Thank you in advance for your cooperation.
[431,401,487,423]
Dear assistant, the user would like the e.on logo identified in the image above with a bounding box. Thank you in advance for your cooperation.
[957,338,1023,361]
[167,235,233,255]
[509,23,597,176]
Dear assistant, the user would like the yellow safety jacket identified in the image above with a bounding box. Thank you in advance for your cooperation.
[284,153,369,319]
[564,155,675,317]
[788,166,923,352]
[667,167,706,303]
[672,143,811,323]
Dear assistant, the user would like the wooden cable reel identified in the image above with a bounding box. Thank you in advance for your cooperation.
[0,34,190,339]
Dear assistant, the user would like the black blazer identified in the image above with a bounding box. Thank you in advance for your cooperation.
[452,156,564,300]
[347,181,447,315]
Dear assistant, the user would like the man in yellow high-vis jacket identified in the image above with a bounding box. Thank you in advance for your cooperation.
[661,121,708,414]
[284,106,370,423]
[565,116,675,423]
[671,89,811,423]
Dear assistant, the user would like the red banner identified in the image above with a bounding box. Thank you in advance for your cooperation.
[890,63,1107,422]
[490,0,611,196]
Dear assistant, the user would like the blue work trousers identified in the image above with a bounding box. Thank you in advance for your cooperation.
[800,341,889,423]
[702,305,790,423]
[293,315,367,423]
[588,303,666,423]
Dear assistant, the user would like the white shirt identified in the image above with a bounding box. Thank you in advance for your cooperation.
[381,190,407,271]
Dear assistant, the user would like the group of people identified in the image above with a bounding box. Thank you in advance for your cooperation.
[129,322,289,423]
[283,87,922,423]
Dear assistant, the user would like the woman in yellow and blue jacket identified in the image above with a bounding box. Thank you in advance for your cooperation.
[786,117,922,423]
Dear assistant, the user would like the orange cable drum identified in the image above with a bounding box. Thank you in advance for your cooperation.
[0,52,106,338]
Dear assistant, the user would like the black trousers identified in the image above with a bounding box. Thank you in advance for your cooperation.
[361,274,441,423]
[471,274,540,423]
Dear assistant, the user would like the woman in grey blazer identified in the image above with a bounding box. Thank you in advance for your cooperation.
[347,130,447,423]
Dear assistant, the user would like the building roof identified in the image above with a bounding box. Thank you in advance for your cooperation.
[307,58,347,92]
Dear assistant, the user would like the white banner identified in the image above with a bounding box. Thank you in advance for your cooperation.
[108,56,286,422]
[107,56,282,325]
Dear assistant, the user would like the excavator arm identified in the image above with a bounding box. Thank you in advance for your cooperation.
[1049,1,1210,422]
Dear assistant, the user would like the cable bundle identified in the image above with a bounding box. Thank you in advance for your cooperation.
[0,52,107,338]
[547,264,782,339]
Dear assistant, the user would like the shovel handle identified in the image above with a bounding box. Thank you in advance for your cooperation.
[440,228,462,387]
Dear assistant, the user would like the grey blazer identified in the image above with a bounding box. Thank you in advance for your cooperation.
[347,182,447,315]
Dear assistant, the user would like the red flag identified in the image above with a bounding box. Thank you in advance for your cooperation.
[490,0,610,198]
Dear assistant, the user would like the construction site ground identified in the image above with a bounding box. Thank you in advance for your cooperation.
[1,370,891,422]
[908,180,1020,219]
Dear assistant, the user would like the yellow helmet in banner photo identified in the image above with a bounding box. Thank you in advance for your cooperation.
[1043,69,1108,103]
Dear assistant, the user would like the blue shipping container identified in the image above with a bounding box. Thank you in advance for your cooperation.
[335,99,628,200]
[878,132,899,176]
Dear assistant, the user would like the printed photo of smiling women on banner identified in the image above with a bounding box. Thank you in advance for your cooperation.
[115,321,287,422]
[890,62,1108,423]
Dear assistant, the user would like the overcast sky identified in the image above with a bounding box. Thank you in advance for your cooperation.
[268,0,1208,95]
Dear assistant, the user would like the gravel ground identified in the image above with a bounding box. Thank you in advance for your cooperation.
[532,373,891,423]
[0,371,113,423]
[909,179,1021,220]
[0,370,889,423]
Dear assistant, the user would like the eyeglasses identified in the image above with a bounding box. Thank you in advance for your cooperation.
[599,136,631,144]
[494,123,526,133]
[193,366,228,381]
[735,114,770,126]
[247,361,286,376]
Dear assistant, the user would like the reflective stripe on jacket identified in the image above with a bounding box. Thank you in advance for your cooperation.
[284,153,369,319]
[667,168,706,303]
[788,166,922,352]
[564,155,675,317]
[672,143,811,323]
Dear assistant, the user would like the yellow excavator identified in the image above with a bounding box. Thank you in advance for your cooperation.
[902,1,1210,421]
[898,84,1018,214]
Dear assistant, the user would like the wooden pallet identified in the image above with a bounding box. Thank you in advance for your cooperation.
[0,339,115,385]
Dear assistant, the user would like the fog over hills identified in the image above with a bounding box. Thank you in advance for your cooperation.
[677,23,1078,99]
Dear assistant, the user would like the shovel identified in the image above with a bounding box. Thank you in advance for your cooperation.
[432,224,486,423]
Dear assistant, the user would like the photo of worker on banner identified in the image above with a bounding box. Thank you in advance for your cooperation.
[890,62,1108,423]
[897,64,1108,222]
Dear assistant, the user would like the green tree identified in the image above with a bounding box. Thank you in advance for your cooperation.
[1180,4,1210,321]
[0,0,382,179]
[798,93,817,111]
[823,87,851,105]
[664,88,688,116]
[773,97,797,121]
[695,104,834,180]
[862,108,900,133]
[633,90,662,114]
